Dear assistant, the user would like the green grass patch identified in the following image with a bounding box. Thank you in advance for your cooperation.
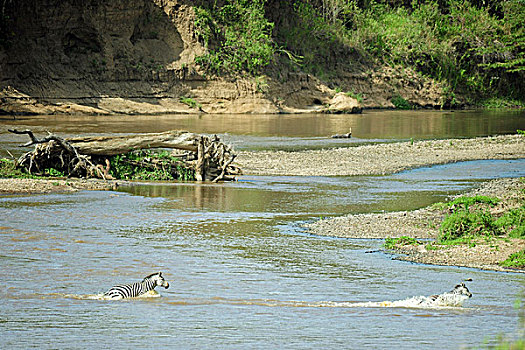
[391,95,411,110]
[500,249,525,268]
[495,205,525,238]
[384,236,419,249]
[180,97,202,110]
[434,194,525,245]
[0,158,39,179]
[108,150,195,181]
[449,195,500,209]
[345,90,364,103]
[439,209,502,243]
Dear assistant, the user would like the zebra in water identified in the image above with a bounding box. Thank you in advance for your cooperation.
[104,272,170,300]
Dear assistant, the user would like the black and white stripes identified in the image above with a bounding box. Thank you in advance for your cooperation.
[104,272,170,300]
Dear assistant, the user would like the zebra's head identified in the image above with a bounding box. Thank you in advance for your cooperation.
[451,282,472,298]
[144,272,170,289]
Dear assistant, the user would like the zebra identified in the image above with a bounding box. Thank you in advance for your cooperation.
[104,272,170,300]
[426,282,472,306]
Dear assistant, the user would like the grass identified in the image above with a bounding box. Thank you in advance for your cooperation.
[391,95,411,110]
[0,158,40,179]
[500,249,525,268]
[384,236,419,249]
[108,150,195,181]
[385,189,525,268]
[180,97,202,110]
[345,90,364,103]
[1,150,196,182]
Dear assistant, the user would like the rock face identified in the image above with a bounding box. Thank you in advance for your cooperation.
[0,0,443,115]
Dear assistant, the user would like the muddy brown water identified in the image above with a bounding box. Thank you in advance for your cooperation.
[1,110,525,349]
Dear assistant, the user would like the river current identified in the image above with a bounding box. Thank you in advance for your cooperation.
[1,110,525,349]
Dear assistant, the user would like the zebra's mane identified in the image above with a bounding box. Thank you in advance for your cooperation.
[142,272,161,282]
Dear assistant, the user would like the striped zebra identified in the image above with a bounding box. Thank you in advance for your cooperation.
[104,272,170,300]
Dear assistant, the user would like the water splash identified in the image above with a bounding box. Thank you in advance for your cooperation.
[318,294,471,309]
[164,294,471,309]
[50,289,161,301]
[50,292,470,308]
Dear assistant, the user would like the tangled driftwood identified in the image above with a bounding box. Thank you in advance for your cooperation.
[8,129,241,182]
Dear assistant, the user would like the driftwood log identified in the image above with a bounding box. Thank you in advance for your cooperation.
[331,128,352,139]
[8,129,241,182]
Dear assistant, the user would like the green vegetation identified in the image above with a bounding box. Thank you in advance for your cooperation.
[439,208,501,243]
[194,0,275,75]
[385,185,525,267]
[193,0,525,107]
[1,151,195,182]
[436,195,519,244]
[345,90,364,103]
[180,97,202,110]
[391,95,411,110]
[108,150,195,181]
[0,158,37,178]
[384,236,419,249]
[500,249,525,268]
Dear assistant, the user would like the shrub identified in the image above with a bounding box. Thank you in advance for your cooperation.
[384,236,419,249]
[500,249,525,268]
[391,95,411,109]
[194,0,275,75]
[495,206,525,238]
[109,150,194,181]
[448,196,500,210]
[438,209,502,243]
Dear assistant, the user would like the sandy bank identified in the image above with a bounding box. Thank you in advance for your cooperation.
[236,134,524,176]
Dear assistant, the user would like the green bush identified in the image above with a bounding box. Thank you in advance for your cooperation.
[194,0,275,75]
[495,205,525,238]
[438,209,502,243]
[500,249,525,268]
[109,150,194,181]
[391,95,411,109]
[448,195,501,210]
[384,236,419,249]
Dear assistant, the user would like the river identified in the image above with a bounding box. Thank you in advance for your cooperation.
[1,110,525,349]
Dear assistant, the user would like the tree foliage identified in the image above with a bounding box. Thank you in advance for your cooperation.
[194,0,275,76]
[193,0,524,103]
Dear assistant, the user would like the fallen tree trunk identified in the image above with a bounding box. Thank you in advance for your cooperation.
[66,130,199,156]
[8,129,241,182]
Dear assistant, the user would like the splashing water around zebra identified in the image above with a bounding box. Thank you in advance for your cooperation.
[103,272,170,300]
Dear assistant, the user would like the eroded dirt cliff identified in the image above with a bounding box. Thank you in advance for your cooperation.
[0,0,444,115]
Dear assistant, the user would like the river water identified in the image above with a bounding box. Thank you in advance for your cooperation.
[1,110,525,349]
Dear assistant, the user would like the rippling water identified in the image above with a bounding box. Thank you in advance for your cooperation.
[1,159,525,349]
[1,112,525,349]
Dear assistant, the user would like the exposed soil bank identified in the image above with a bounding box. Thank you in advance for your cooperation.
[236,134,525,176]
[0,0,446,116]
